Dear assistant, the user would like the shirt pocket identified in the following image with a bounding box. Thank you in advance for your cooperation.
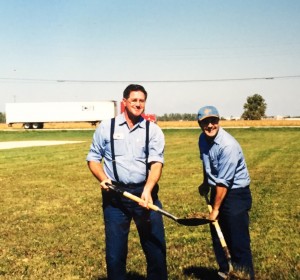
[209,155,219,174]
[105,138,126,157]
[134,143,146,159]
[114,139,126,156]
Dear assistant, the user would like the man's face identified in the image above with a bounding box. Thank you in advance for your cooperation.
[123,90,146,118]
[199,117,220,138]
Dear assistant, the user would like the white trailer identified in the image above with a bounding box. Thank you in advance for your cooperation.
[5,101,117,129]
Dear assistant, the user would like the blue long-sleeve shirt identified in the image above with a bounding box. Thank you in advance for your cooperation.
[199,127,250,189]
[86,113,165,184]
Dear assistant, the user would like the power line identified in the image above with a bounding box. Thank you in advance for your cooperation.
[0,75,300,83]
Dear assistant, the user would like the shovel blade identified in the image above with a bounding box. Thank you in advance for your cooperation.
[176,218,211,226]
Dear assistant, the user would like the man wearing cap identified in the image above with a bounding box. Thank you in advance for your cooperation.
[197,106,254,279]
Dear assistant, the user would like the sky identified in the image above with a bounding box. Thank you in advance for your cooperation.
[0,0,300,118]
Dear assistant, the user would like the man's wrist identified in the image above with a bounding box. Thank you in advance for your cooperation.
[100,178,109,185]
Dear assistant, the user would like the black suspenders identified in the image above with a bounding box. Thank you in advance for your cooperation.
[110,118,119,182]
[145,120,150,179]
[110,118,150,183]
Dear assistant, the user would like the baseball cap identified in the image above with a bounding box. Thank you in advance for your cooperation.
[197,106,220,121]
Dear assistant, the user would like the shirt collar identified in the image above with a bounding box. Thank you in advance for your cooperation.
[116,113,127,126]
[116,113,146,129]
[213,127,223,144]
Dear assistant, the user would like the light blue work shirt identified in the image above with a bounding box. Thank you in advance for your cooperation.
[199,127,250,189]
[86,113,165,184]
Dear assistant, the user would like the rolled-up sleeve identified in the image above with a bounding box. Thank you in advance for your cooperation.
[215,145,238,187]
[86,123,107,163]
[148,123,165,164]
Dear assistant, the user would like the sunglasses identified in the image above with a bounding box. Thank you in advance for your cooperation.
[199,117,219,126]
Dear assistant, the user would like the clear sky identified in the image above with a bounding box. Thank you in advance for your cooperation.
[1,0,300,118]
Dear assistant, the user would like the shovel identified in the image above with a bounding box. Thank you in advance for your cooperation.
[204,193,233,273]
[106,183,210,226]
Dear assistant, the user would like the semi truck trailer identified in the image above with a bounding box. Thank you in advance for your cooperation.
[5,101,117,129]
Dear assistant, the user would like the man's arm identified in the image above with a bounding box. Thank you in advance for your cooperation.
[209,185,227,220]
[140,161,163,208]
[87,161,111,190]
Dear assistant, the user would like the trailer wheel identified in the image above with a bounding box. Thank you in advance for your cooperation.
[24,123,32,129]
[32,123,44,129]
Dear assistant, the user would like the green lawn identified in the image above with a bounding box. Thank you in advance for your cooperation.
[0,128,299,279]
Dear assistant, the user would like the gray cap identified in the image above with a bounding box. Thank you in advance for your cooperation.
[197,106,220,121]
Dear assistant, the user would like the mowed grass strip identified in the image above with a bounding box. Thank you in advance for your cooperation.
[0,128,299,279]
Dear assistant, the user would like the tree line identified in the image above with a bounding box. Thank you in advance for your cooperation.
[157,113,198,121]
[157,94,267,121]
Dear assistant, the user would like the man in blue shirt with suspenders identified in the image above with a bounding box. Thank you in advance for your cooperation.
[86,84,167,280]
[197,106,254,280]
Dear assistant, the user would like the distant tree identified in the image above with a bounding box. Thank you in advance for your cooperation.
[0,112,5,123]
[241,94,267,120]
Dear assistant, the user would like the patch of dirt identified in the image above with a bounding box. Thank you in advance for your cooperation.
[185,211,208,219]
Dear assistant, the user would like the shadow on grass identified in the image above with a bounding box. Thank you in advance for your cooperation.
[97,271,145,280]
[183,266,219,280]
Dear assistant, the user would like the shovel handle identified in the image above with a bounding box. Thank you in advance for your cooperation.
[108,184,180,222]
[205,195,233,271]
[206,203,227,248]
[123,191,160,211]
[207,204,213,213]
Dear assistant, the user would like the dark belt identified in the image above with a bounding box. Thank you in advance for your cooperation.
[231,185,250,190]
[111,181,146,189]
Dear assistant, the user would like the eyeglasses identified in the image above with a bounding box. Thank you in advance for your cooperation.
[199,117,219,126]
[126,98,145,106]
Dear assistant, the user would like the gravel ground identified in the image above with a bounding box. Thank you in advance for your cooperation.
[0,140,85,150]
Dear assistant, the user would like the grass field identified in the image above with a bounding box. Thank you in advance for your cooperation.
[0,127,299,279]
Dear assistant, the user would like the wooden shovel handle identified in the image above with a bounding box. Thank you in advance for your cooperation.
[123,191,160,211]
